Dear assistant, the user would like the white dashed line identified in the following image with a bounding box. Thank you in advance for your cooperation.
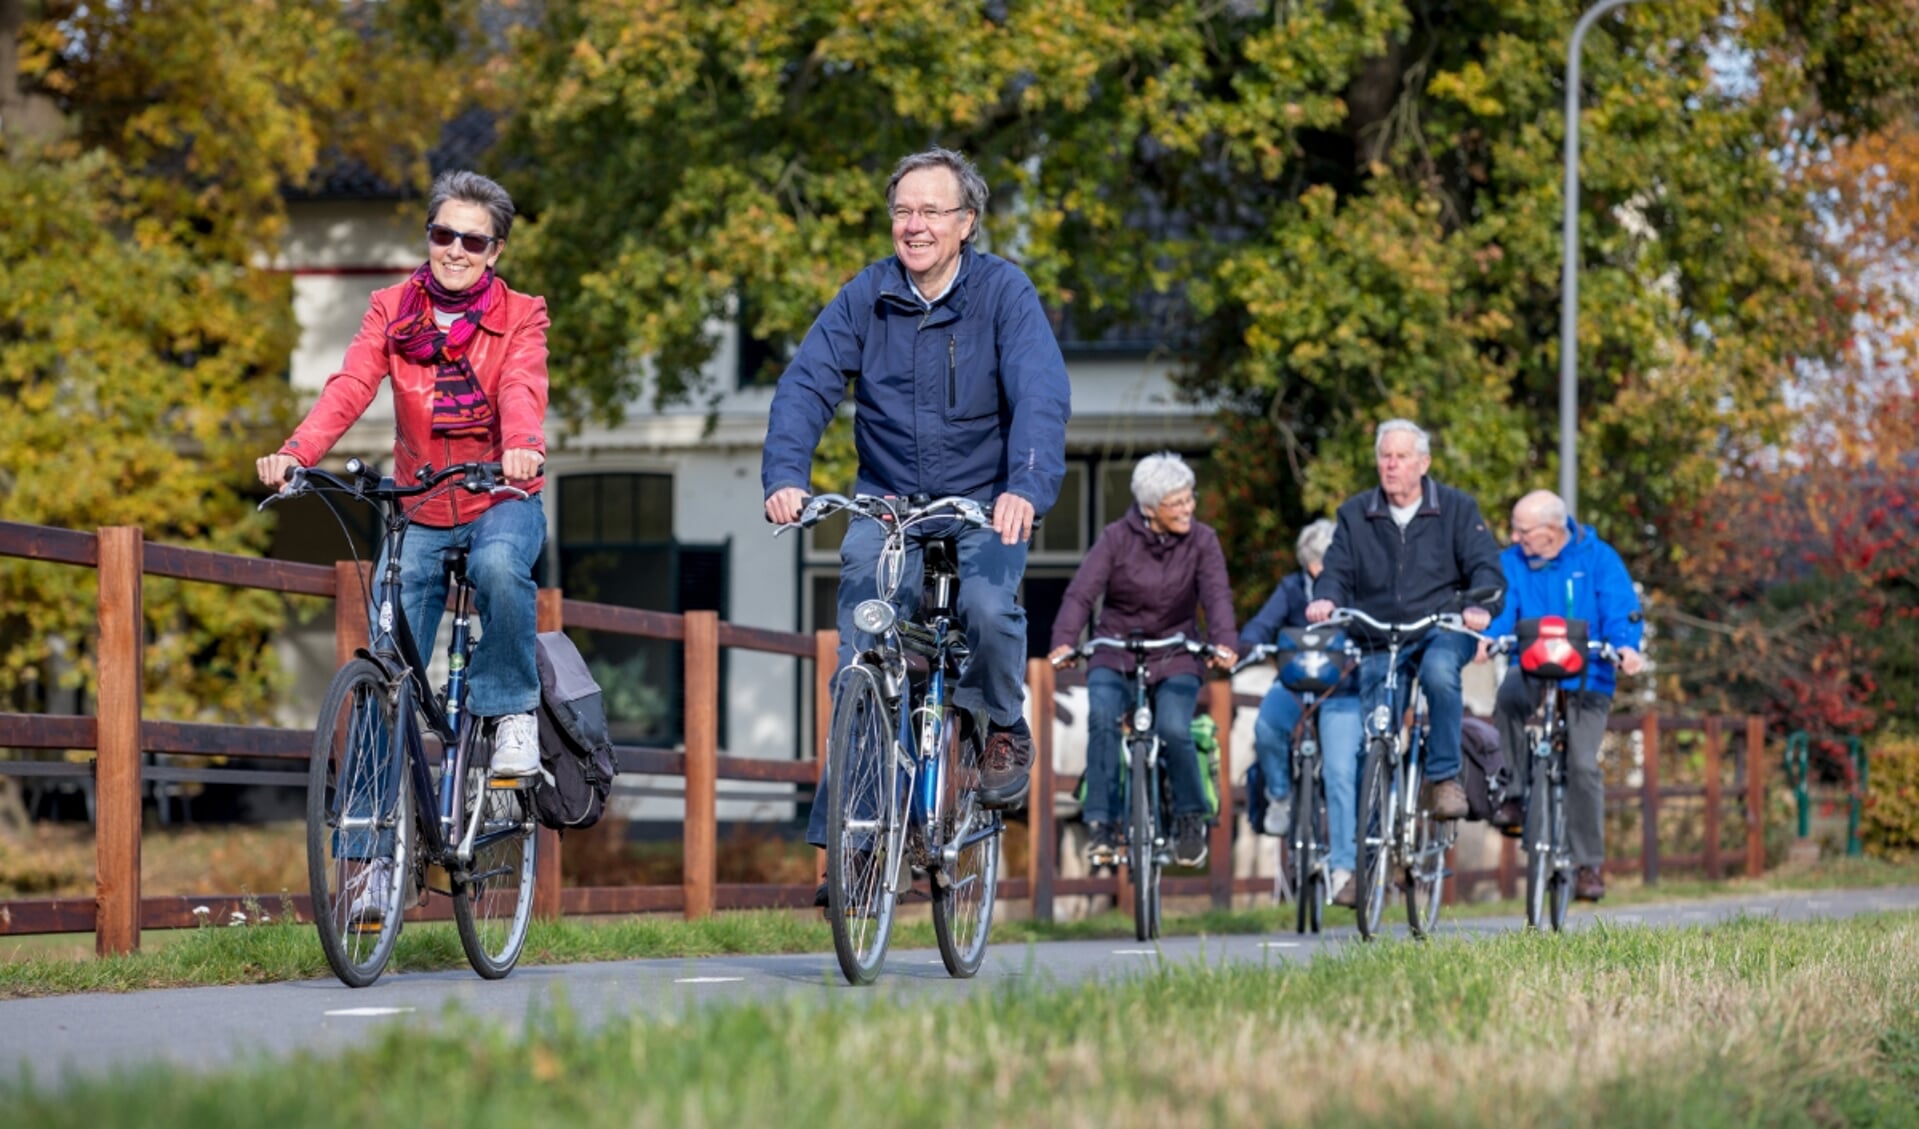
[1111,949,1159,956]
[324,1007,416,1017]
[673,977,745,984]
[1259,941,1301,948]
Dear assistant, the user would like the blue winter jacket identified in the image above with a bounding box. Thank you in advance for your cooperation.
[1238,570,1313,649]
[1487,520,1644,697]
[760,245,1072,514]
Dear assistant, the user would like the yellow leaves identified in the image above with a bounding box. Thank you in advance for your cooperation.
[1427,61,1507,117]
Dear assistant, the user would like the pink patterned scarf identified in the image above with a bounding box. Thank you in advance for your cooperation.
[387,264,498,437]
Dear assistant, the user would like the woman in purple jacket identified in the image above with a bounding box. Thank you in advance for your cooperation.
[1048,453,1238,868]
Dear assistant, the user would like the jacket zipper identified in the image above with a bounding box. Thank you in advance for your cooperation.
[946,336,957,410]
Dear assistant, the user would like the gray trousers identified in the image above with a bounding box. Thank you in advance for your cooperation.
[1494,669,1614,869]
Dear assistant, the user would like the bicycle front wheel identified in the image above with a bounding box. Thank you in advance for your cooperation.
[1353,738,1395,941]
[1404,799,1449,939]
[1128,739,1161,941]
[1288,772,1321,935]
[826,665,901,985]
[307,659,409,988]
[1525,753,1553,931]
[1546,759,1572,932]
[932,711,1000,978]
[451,724,539,979]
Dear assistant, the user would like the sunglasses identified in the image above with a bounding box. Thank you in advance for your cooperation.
[426,223,501,255]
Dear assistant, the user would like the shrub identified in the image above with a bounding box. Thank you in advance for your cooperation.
[1861,735,1919,861]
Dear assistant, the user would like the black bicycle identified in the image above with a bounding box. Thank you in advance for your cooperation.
[1234,626,1359,934]
[263,459,539,987]
[1053,634,1221,942]
[783,493,1004,984]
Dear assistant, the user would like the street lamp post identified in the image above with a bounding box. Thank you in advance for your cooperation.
[1560,0,1654,518]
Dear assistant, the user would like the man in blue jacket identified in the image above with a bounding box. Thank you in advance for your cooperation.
[763,148,1072,866]
[1481,489,1644,902]
[1306,419,1505,827]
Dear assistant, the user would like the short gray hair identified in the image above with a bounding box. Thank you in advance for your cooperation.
[886,147,988,243]
[1131,451,1196,509]
[1516,490,1569,529]
[1374,419,1431,459]
[427,170,516,243]
[1295,519,1337,568]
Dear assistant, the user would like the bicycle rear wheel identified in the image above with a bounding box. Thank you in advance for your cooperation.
[307,659,409,988]
[1353,738,1395,941]
[451,723,539,979]
[933,711,1000,978]
[1546,760,1572,932]
[1129,739,1161,941]
[1288,770,1324,935]
[826,666,901,985]
[1525,753,1553,930]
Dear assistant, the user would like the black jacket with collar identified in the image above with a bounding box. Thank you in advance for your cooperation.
[1315,476,1506,643]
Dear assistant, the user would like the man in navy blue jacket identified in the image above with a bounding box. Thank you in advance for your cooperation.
[1482,490,1644,901]
[763,148,1072,860]
[1306,420,1504,823]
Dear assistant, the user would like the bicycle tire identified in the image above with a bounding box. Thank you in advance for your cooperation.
[1354,737,1395,941]
[307,659,409,988]
[1129,737,1160,942]
[1307,778,1328,933]
[932,710,1000,978]
[826,665,900,985]
[1404,799,1447,939]
[1525,752,1553,931]
[1289,775,1315,935]
[451,723,539,979]
[1547,755,1572,932]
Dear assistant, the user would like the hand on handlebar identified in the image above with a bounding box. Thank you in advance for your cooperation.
[1047,644,1079,669]
[1462,606,1491,632]
[1305,598,1335,624]
[1207,645,1237,671]
[501,448,544,484]
[256,453,302,492]
[991,492,1035,546]
[764,486,808,526]
[1616,646,1646,676]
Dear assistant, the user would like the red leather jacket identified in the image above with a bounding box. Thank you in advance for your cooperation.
[278,276,549,527]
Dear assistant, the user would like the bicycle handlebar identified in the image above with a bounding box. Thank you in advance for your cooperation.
[1483,634,1624,665]
[772,492,991,536]
[1052,633,1224,669]
[1318,606,1480,641]
[259,459,529,511]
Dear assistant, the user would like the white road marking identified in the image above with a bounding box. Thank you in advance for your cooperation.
[1610,914,1643,923]
[1259,941,1301,948]
[1111,949,1159,956]
[324,1007,416,1017]
[673,977,744,984]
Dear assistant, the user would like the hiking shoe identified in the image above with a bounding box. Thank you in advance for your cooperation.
[976,718,1033,811]
[1574,865,1606,902]
[1085,821,1119,867]
[1427,778,1469,821]
[1262,798,1292,837]
[1173,814,1209,867]
[491,712,541,777]
[1329,868,1355,908]
[1492,796,1527,838]
[346,858,398,928]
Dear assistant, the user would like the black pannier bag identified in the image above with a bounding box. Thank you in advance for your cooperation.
[1515,616,1590,681]
[531,631,616,830]
[1458,715,1506,823]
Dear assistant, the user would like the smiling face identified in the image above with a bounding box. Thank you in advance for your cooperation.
[890,165,973,296]
[1375,429,1431,507]
[426,199,503,293]
[1146,487,1197,536]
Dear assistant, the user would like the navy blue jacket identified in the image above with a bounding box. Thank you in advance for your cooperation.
[1237,570,1313,650]
[1487,520,1643,697]
[761,245,1072,513]
[1315,477,1506,642]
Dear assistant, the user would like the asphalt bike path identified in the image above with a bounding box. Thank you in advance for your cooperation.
[6,885,1916,1082]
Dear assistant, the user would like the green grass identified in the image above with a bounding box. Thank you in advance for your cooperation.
[4,856,1915,998]
[9,912,1919,1126]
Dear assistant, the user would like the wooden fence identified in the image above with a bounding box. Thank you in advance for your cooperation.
[0,520,1773,955]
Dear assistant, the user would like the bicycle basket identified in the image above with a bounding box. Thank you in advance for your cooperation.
[1515,616,1588,680]
[1276,625,1355,693]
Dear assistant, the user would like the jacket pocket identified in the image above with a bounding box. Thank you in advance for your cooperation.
[942,331,1000,422]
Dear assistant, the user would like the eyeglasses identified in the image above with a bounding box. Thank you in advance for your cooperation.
[1157,492,1198,511]
[426,223,502,254]
[889,205,969,225]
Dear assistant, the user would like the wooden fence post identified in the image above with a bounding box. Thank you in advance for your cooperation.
[1498,836,1518,901]
[682,610,719,919]
[96,527,143,956]
[1640,714,1661,886]
[1703,715,1723,879]
[1026,658,1056,924]
[1745,715,1766,878]
[1208,682,1235,909]
[333,561,371,667]
[533,590,564,921]
[814,629,837,886]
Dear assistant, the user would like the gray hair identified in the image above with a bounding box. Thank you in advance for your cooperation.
[1515,489,1569,529]
[1130,451,1196,509]
[1295,519,1337,568]
[427,169,516,243]
[886,147,988,243]
[1374,418,1431,459]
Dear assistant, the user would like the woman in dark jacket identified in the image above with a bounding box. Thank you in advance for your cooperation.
[1048,453,1237,868]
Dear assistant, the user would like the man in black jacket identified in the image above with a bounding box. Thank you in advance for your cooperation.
[1306,419,1504,821]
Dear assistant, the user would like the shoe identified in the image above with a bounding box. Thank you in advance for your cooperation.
[346,858,397,928]
[1574,865,1606,902]
[1492,796,1526,838]
[491,712,541,777]
[1173,813,1209,867]
[976,719,1033,811]
[1329,868,1355,908]
[1085,821,1119,866]
[1427,778,1469,821]
[1330,869,1357,908]
[1262,799,1292,837]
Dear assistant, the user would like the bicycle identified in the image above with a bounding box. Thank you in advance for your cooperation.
[1321,606,1484,941]
[1489,616,1619,932]
[262,459,540,987]
[1233,626,1359,935]
[783,493,1004,985]
[1053,634,1222,942]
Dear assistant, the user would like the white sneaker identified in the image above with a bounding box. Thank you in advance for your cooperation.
[1329,867,1354,907]
[347,858,397,927]
[1262,799,1292,837]
[491,712,541,777]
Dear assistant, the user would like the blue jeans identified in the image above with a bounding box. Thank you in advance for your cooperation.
[1254,688,1363,869]
[1082,668,1206,825]
[1357,630,1476,783]
[807,516,1030,847]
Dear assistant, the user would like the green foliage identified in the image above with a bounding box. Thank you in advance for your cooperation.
[1863,736,1919,862]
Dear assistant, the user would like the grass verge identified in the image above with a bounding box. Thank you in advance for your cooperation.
[8,912,1919,1126]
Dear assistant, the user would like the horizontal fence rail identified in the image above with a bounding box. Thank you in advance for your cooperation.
[0,520,1775,954]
